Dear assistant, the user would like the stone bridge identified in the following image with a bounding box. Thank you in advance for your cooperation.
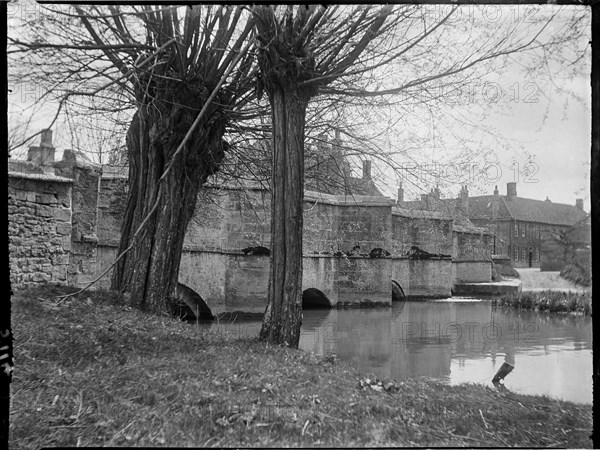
[94,176,459,315]
[9,143,493,317]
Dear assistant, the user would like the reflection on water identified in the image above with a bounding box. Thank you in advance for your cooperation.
[199,299,592,404]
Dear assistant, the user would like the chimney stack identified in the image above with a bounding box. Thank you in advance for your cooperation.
[492,185,499,219]
[397,182,404,203]
[362,160,372,180]
[459,185,469,215]
[27,129,55,165]
[506,182,517,199]
[40,129,53,148]
[575,199,584,210]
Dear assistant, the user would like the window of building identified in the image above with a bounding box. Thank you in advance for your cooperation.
[521,249,526,261]
[514,222,518,237]
[514,246,518,261]
[521,224,526,237]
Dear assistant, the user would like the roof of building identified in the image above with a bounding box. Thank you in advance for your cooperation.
[403,188,587,227]
[469,195,587,226]
[466,195,511,220]
[345,176,384,196]
[399,198,491,234]
[452,215,492,235]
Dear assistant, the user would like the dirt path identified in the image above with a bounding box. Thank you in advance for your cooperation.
[515,268,589,292]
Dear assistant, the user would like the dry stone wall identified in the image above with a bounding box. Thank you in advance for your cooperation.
[8,173,73,285]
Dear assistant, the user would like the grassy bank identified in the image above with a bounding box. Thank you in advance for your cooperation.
[493,290,592,316]
[10,285,593,448]
[560,263,591,287]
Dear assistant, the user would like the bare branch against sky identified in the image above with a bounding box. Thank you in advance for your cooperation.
[8,3,591,208]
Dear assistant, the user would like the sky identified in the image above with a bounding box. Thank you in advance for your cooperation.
[8,3,592,211]
[484,71,590,207]
[365,5,592,211]
[399,62,592,209]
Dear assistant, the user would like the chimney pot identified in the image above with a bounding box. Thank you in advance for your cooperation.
[40,129,53,148]
[362,160,372,179]
[27,129,55,165]
[506,182,517,199]
[459,185,469,215]
[397,183,404,203]
[575,198,584,210]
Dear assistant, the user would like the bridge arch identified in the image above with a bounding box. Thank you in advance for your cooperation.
[391,280,406,303]
[302,288,332,308]
[174,283,214,321]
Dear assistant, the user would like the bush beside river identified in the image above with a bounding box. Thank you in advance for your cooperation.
[560,263,591,287]
[9,285,593,448]
[493,290,592,316]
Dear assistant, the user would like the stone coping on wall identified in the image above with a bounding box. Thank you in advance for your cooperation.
[453,225,493,235]
[452,259,493,263]
[392,206,451,220]
[101,165,129,179]
[8,170,73,183]
[304,190,395,207]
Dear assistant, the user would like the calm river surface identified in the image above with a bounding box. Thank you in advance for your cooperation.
[199,299,592,404]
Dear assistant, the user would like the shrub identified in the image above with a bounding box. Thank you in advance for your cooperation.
[493,290,591,315]
[560,263,591,287]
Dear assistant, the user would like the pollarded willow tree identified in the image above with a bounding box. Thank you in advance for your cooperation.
[251,5,401,346]
[250,4,589,347]
[10,5,261,312]
[100,7,259,312]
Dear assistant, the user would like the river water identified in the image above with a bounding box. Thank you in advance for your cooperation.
[199,299,592,404]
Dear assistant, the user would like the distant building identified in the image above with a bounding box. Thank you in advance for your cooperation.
[399,182,494,261]
[401,181,588,269]
[304,131,383,197]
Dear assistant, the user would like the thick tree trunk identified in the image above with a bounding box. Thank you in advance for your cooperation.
[111,97,226,314]
[260,85,308,347]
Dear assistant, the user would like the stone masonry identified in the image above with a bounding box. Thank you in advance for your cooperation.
[9,131,102,288]
[8,173,73,285]
[9,131,495,308]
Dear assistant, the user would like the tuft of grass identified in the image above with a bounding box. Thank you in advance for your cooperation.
[10,284,593,448]
[493,290,592,316]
